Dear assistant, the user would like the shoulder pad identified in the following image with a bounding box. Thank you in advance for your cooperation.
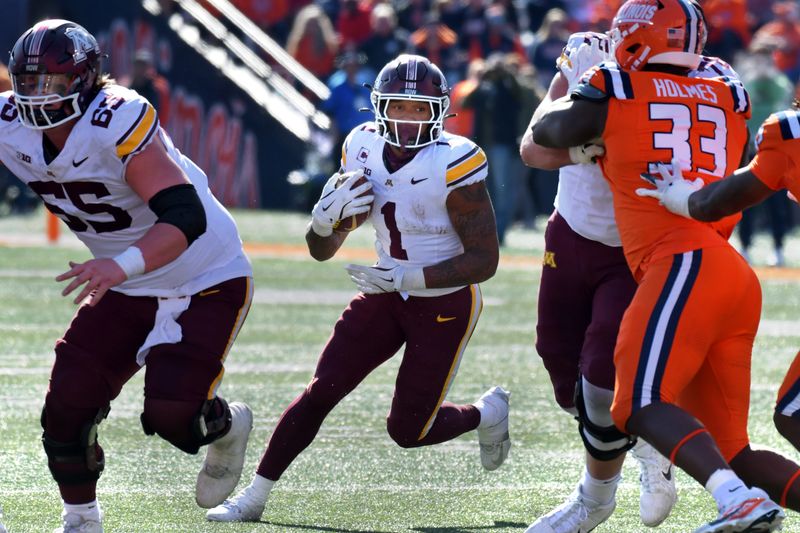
[88,86,160,162]
[758,112,800,150]
[718,76,750,116]
[692,56,740,81]
[0,91,20,126]
[445,137,487,188]
[341,121,378,168]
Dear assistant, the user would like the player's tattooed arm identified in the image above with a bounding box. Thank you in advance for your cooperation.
[423,181,499,287]
[306,227,348,261]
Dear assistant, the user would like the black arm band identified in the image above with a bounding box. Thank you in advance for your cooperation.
[148,184,207,245]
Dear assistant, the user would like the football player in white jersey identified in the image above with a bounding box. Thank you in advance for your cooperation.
[1,20,255,533]
[518,13,740,530]
[205,54,509,522]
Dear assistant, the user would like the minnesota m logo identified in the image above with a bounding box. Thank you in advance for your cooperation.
[542,251,557,269]
[65,27,99,63]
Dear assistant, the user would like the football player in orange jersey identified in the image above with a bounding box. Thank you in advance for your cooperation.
[532,0,798,531]
[637,99,800,462]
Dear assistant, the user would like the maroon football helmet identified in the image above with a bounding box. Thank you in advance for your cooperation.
[8,19,101,129]
[370,54,450,148]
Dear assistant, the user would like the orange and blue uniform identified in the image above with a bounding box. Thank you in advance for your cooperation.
[574,62,758,459]
[748,110,800,417]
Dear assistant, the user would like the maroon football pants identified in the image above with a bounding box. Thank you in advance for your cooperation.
[43,276,252,503]
[535,211,637,409]
[256,285,483,481]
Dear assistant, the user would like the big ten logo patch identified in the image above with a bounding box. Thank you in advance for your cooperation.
[357,147,370,163]
[542,251,557,269]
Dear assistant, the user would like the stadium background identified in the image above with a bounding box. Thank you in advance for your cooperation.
[1,2,800,532]
[1,0,799,255]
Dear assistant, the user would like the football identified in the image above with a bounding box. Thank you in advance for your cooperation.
[332,173,372,232]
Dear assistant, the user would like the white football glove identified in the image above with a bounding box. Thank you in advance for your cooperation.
[568,143,605,165]
[635,159,704,219]
[558,32,611,91]
[345,245,425,294]
[310,169,374,237]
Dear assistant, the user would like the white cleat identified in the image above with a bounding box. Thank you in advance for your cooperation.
[526,490,615,533]
[54,512,103,533]
[206,485,267,522]
[631,439,678,527]
[693,487,785,533]
[474,386,511,471]
[196,402,254,508]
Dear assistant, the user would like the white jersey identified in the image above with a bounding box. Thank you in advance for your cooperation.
[0,85,251,297]
[341,123,488,297]
[554,32,741,247]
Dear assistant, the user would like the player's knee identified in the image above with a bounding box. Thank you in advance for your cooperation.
[41,404,109,485]
[141,397,231,454]
[576,377,635,460]
[386,413,425,448]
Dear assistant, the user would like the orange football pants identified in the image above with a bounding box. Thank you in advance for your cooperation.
[611,246,761,461]
[777,351,800,416]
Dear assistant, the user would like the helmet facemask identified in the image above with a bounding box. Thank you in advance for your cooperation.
[11,73,85,129]
[372,93,449,149]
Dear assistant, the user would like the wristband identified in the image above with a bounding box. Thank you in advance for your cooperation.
[112,246,146,278]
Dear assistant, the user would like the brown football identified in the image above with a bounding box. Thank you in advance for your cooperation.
[332,174,372,232]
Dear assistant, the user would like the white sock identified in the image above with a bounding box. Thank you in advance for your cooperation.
[63,500,101,521]
[705,469,747,510]
[247,475,275,505]
[579,469,620,506]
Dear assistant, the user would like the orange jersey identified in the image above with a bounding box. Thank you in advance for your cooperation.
[576,62,751,280]
[747,110,800,202]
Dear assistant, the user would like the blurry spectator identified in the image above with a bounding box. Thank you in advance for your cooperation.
[128,50,171,124]
[458,0,487,54]
[493,0,522,32]
[514,60,547,228]
[337,0,373,47]
[525,0,566,34]
[0,63,10,92]
[287,5,340,80]
[360,3,409,76]
[752,1,800,81]
[397,0,432,33]
[736,43,795,266]
[467,5,525,62]
[588,0,622,32]
[703,0,752,62]
[435,0,467,37]
[233,0,291,44]
[130,51,161,109]
[320,51,372,169]
[527,8,570,89]
[409,18,462,78]
[447,57,485,139]
[462,53,524,244]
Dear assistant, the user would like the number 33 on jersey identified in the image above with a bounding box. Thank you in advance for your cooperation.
[340,122,488,295]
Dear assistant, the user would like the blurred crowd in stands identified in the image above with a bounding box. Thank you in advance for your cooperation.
[3,0,800,260]
[221,0,799,251]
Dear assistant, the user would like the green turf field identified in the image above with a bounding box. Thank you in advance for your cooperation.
[1,208,799,532]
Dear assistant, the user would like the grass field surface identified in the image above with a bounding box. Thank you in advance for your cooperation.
[1,208,799,532]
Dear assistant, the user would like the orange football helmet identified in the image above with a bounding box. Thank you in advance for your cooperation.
[609,0,707,71]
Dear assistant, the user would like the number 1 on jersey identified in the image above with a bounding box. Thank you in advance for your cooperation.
[380,202,408,260]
